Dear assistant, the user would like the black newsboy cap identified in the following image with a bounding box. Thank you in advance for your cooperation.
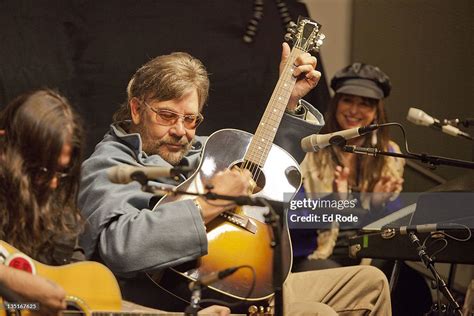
[330,63,392,99]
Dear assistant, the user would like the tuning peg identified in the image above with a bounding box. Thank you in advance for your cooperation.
[286,21,297,33]
[316,33,326,46]
[310,33,325,52]
[284,33,294,43]
[286,27,296,35]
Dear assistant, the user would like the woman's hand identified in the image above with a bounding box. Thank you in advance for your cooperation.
[370,176,404,209]
[333,166,350,199]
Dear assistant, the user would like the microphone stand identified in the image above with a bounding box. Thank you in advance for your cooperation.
[341,144,474,170]
[408,232,462,316]
[184,284,202,316]
[138,177,286,316]
[330,136,466,314]
[141,181,283,210]
[259,197,284,316]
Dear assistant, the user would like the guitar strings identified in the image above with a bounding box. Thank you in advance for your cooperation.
[244,47,299,174]
[248,48,299,188]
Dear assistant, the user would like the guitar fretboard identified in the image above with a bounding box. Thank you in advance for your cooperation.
[244,47,306,167]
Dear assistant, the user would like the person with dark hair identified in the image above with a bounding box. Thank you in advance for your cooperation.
[294,63,405,271]
[297,63,435,316]
[0,89,84,265]
[0,89,84,314]
[0,89,229,316]
[78,47,392,315]
[302,63,404,208]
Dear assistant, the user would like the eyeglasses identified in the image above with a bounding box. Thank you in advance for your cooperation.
[38,167,70,180]
[142,101,204,129]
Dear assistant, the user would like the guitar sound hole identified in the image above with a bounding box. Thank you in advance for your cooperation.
[65,301,83,312]
[232,161,265,194]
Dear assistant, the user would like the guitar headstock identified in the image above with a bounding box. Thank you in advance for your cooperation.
[285,16,325,54]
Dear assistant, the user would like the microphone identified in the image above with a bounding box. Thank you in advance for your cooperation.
[301,124,379,152]
[407,108,473,140]
[108,164,190,184]
[188,267,239,290]
[384,223,460,235]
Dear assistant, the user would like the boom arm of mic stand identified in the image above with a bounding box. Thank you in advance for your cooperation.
[144,184,287,213]
[343,146,474,169]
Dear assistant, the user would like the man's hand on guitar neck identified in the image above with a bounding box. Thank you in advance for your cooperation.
[196,168,253,224]
[280,42,321,112]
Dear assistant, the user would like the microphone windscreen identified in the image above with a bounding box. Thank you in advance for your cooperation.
[107,165,135,184]
[301,134,320,153]
[407,107,434,126]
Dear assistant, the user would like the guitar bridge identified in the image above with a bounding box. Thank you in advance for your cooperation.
[220,211,257,234]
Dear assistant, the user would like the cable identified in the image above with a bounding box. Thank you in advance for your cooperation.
[376,122,414,154]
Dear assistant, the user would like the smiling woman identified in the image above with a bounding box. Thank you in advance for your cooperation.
[301,63,404,200]
[293,63,406,273]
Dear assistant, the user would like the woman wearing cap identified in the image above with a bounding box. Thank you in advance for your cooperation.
[294,63,405,268]
[302,62,404,209]
[295,64,435,315]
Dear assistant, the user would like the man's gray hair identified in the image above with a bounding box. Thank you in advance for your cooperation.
[113,52,209,122]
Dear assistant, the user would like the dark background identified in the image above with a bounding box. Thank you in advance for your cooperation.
[1,0,473,192]
[350,0,474,191]
[0,0,329,156]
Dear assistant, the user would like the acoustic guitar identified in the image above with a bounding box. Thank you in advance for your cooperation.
[0,241,261,316]
[0,240,123,316]
[152,16,324,303]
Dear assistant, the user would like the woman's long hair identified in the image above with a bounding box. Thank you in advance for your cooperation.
[0,89,84,260]
[316,93,390,192]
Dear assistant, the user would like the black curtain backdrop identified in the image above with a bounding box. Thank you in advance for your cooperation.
[0,0,329,155]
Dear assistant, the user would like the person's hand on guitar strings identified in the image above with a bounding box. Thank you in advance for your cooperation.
[279,42,321,111]
[197,167,253,224]
[0,265,67,315]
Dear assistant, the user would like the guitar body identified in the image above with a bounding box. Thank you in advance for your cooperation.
[155,128,301,301]
[0,241,122,316]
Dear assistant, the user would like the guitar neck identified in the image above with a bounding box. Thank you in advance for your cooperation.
[244,47,305,167]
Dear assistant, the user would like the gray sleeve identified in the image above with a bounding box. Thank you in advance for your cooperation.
[98,199,207,275]
[274,99,325,163]
[78,139,207,276]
